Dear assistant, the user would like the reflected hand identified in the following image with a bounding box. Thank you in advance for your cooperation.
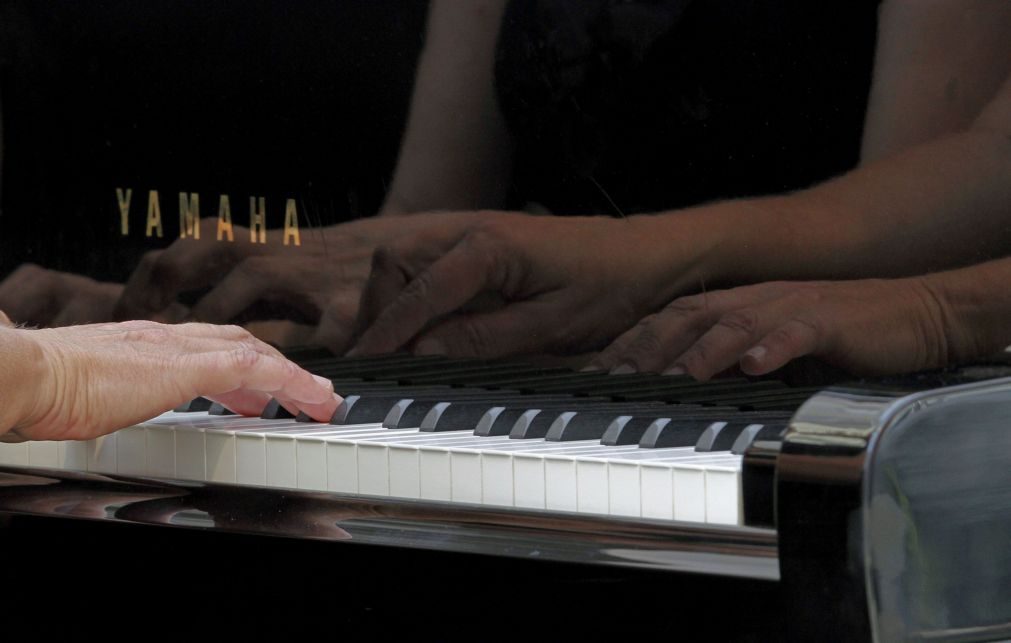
[588,278,952,379]
[349,211,691,358]
[1,321,340,441]
[0,264,182,327]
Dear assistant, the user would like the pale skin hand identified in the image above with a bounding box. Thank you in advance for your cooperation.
[0,319,340,442]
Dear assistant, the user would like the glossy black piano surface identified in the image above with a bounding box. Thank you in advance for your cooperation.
[4,2,1011,641]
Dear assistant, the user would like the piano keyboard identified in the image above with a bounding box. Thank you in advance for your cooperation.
[0,353,814,526]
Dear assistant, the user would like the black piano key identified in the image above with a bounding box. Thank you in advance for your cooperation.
[545,407,676,442]
[474,401,600,437]
[388,394,531,431]
[333,389,523,425]
[208,402,236,416]
[694,414,794,452]
[606,408,759,446]
[694,421,752,452]
[416,395,585,432]
[638,418,724,448]
[260,398,296,419]
[174,397,212,412]
[601,415,657,446]
[730,423,787,455]
[510,402,669,439]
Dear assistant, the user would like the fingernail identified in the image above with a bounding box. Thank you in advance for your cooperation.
[312,374,334,391]
[663,366,685,376]
[415,338,446,356]
[610,363,636,375]
[744,346,767,362]
[332,392,344,404]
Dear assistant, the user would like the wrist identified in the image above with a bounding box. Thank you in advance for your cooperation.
[0,328,48,437]
[921,260,1011,363]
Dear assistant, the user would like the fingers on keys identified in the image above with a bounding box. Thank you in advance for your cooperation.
[131,322,340,421]
[590,286,827,379]
[350,232,507,356]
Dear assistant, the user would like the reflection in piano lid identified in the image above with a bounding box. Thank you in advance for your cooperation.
[4,353,1011,640]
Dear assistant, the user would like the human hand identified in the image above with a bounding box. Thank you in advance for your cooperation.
[587,278,954,380]
[0,263,186,327]
[0,321,340,442]
[112,214,479,352]
[349,211,702,358]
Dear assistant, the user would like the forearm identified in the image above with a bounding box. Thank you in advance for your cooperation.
[629,116,1011,295]
[379,0,513,216]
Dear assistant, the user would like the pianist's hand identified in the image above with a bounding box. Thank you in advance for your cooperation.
[0,320,340,441]
[587,277,957,379]
[347,211,704,357]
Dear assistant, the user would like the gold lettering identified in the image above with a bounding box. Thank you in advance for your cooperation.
[145,190,164,238]
[178,192,200,240]
[116,188,132,236]
[249,196,267,244]
[283,198,301,246]
[217,195,234,242]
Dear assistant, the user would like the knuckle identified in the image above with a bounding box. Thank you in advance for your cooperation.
[122,326,171,344]
[663,295,704,316]
[715,310,760,336]
[230,347,264,372]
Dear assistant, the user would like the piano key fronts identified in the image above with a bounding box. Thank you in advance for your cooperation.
[3,353,1011,641]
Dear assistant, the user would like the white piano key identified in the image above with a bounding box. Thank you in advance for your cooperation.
[0,441,30,466]
[605,460,640,517]
[28,441,60,468]
[357,442,391,496]
[87,434,117,473]
[175,426,207,481]
[235,431,267,486]
[544,456,578,511]
[704,463,743,525]
[640,462,675,520]
[673,462,708,523]
[144,424,176,478]
[449,449,483,504]
[389,444,421,498]
[57,440,88,471]
[115,427,147,476]
[295,435,328,491]
[265,434,298,489]
[205,429,235,483]
[323,425,399,493]
[419,449,452,501]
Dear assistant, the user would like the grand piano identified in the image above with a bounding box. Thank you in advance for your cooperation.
[2,2,1009,640]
